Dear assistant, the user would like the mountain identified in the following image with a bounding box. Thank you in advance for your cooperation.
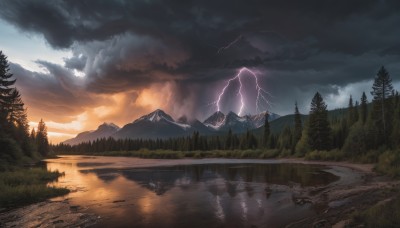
[177,115,215,135]
[63,109,281,144]
[63,122,120,145]
[203,111,281,133]
[113,109,193,139]
[248,111,281,128]
[203,111,225,128]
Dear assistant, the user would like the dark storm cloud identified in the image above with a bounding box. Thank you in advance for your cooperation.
[64,54,87,71]
[10,62,105,121]
[1,0,400,116]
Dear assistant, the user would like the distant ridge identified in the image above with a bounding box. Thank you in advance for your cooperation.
[63,109,281,145]
[63,122,120,145]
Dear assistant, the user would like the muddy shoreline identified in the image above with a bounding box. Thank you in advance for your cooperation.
[283,159,399,227]
[0,158,397,228]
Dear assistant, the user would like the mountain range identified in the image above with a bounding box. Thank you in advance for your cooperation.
[63,122,120,145]
[63,109,280,145]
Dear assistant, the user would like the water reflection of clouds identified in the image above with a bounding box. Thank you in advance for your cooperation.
[45,157,340,227]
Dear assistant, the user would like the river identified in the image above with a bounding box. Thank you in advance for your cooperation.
[44,155,363,227]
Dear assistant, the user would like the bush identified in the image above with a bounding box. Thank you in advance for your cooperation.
[305,149,346,161]
[279,149,293,158]
[259,149,280,159]
[375,150,400,177]
[354,150,380,163]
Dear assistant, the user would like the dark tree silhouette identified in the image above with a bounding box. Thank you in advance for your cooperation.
[294,102,302,144]
[360,92,368,124]
[371,66,394,143]
[308,92,331,151]
[263,112,270,148]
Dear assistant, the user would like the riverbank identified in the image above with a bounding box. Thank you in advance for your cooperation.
[284,161,400,227]
[0,167,70,209]
[0,156,398,227]
[0,199,98,227]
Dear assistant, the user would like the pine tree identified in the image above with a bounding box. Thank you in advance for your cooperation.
[353,101,359,123]
[294,102,302,144]
[360,92,368,124]
[371,66,394,143]
[0,50,32,157]
[348,95,355,125]
[391,103,400,147]
[0,51,15,135]
[0,51,16,100]
[263,112,270,148]
[36,119,49,156]
[308,92,331,151]
[0,51,25,124]
[225,128,233,150]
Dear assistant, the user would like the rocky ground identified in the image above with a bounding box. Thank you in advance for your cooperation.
[0,199,98,227]
[283,159,400,228]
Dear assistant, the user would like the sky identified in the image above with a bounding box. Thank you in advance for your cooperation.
[0,0,399,143]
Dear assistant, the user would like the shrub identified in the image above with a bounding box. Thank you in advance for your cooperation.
[305,149,346,161]
[375,150,400,177]
[259,149,280,159]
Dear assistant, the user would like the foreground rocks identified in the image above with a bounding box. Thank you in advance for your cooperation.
[287,172,400,228]
[0,199,98,228]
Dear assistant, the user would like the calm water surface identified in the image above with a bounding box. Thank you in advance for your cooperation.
[46,156,341,228]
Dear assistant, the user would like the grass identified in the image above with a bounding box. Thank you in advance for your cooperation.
[352,192,400,227]
[374,150,400,177]
[0,168,70,208]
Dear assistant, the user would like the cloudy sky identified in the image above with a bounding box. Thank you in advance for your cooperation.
[0,0,399,143]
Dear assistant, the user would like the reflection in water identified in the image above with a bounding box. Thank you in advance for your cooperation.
[46,156,339,228]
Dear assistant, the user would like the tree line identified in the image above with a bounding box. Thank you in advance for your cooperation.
[52,66,399,159]
[0,51,49,167]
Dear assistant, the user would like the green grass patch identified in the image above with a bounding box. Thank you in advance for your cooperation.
[0,168,69,208]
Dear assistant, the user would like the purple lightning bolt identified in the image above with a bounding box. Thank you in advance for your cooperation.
[213,67,273,116]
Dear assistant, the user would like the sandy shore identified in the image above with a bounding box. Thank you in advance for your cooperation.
[0,158,397,228]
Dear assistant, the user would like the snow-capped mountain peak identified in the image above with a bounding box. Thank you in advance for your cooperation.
[64,109,281,144]
[202,110,281,132]
[135,109,175,123]
[203,111,226,128]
